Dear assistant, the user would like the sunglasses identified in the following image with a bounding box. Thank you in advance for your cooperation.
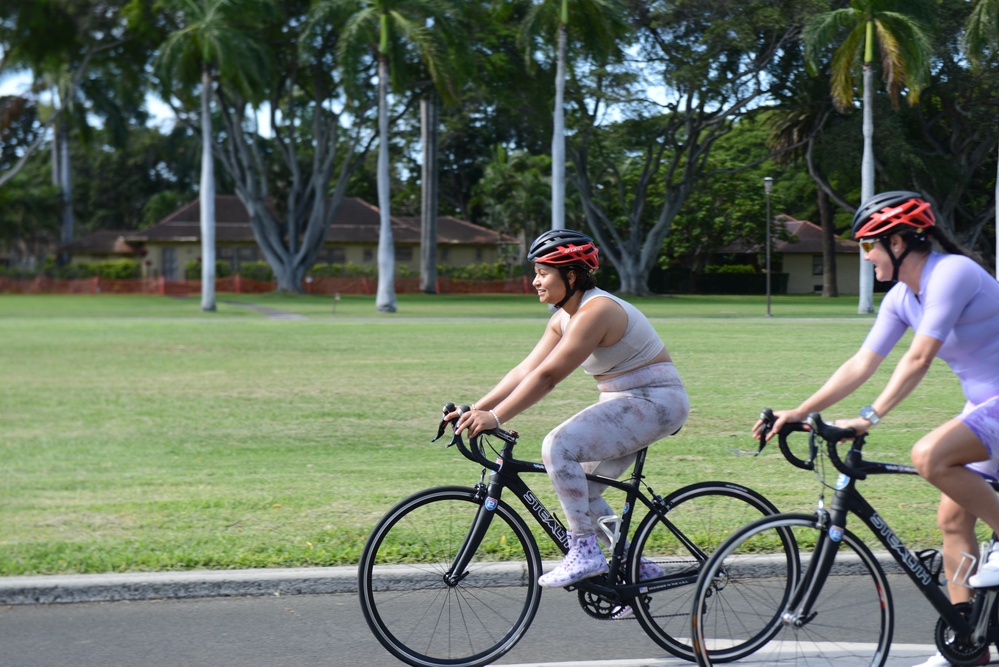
[860,239,878,253]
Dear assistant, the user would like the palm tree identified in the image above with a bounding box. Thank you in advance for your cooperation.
[312,0,457,313]
[520,0,628,232]
[155,0,271,312]
[962,0,999,279]
[804,0,933,313]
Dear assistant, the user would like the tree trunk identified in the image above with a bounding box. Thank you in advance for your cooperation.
[420,93,439,294]
[200,67,217,312]
[375,56,397,313]
[551,23,567,231]
[818,187,838,297]
[857,61,875,313]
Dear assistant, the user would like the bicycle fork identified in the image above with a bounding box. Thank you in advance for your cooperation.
[779,511,839,628]
[444,481,496,586]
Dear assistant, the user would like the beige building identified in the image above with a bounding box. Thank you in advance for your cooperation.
[61,195,518,280]
[716,215,863,295]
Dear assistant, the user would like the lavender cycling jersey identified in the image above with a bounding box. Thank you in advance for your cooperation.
[862,252,999,406]
[862,252,999,474]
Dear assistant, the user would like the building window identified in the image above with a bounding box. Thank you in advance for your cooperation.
[475,247,484,262]
[313,247,345,264]
[395,246,414,263]
[812,255,823,276]
[439,246,449,262]
[363,248,374,263]
[162,247,178,280]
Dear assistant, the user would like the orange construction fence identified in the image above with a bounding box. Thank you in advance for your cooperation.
[0,274,534,296]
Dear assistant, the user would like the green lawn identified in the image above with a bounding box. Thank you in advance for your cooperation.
[0,292,973,575]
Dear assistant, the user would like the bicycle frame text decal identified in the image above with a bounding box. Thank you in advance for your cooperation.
[522,489,568,544]
[870,513,933,587]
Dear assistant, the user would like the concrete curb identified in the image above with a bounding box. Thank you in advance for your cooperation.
[0,566,359,605]
[0,551,919,606]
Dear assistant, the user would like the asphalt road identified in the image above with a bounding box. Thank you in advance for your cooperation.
[0,574,952,667]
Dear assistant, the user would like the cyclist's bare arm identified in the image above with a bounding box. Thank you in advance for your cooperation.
[455,299,625,436]
[471,314,565,412]
[842,334,942,433]
[755,347,885,440]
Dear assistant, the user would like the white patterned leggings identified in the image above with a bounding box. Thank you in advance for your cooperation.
[541,362,690,536]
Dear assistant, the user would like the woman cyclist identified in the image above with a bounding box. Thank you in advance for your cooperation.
[450,229,689,588]
[756,191,999,667]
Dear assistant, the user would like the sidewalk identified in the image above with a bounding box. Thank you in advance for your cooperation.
[0,565,359,605]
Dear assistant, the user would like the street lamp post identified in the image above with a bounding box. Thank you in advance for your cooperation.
[763,177,773,317]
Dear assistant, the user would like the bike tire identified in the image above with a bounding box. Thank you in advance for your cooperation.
[690,512,894,667]
[358,486,543,667]
[628,481,788,661]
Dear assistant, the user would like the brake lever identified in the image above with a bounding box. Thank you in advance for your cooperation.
[432,402,458,443]
[755,408,775,456]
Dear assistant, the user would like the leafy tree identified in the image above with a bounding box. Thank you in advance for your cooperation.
[469,145,551,263]
[1,0,150,263]
[310,0,460,312]
[186,0,375,294]
[155,0,273,311]
[803,0,934,312]
[568,0,808,295]
[519,0,629,232]
[962,0,999,277]
[1,101,54,266]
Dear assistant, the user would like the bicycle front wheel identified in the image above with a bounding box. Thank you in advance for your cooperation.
[691,513,894,667]
[628,481,788,661]
[358,486,542,667]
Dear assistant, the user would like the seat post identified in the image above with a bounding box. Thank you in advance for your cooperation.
[629,448,649,482]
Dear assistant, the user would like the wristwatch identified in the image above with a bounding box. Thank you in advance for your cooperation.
[859,405,881,427]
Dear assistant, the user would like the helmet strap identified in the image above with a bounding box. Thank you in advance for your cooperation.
[881,235,921,282]
[553,267,578,310]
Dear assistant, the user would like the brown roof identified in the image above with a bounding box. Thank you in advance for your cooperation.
[717,215,859,254]
[123,195,517,246]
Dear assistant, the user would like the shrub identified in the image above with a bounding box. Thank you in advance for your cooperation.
[308,262,376,278]
[437,262,520,280]
[703,264,758,274]
[238,261,274,282]
[185,260,232,280]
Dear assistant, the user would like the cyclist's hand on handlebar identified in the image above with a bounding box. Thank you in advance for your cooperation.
[832,416,870,437]
[753,408,807,442]
[450,406,499,438]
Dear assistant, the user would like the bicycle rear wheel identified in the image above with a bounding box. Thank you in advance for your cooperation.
[628,481,789,661]
[691,513,893,667]
[358,486,542,667]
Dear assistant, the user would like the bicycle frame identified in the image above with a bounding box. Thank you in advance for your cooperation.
[439,417,707,604]
[782,416,999,648]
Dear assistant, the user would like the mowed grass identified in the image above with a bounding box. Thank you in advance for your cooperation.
[0,292,975,575]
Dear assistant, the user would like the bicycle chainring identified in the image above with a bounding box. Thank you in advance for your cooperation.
[936,602,988,665]
[577,589,620,620]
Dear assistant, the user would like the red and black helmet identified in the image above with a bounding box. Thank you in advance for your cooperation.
[852,191,935,239]
[527,229,599,270]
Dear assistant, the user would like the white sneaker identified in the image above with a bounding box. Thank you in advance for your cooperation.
[911,649,990,666]
[538,533,608,588]
[611,558,665,620]
[969,544,999,587]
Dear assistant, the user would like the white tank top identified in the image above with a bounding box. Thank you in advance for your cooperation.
[560,288,666,376]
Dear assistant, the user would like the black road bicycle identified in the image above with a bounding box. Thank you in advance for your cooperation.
[357,403,794,667]
[690,409,999,666]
